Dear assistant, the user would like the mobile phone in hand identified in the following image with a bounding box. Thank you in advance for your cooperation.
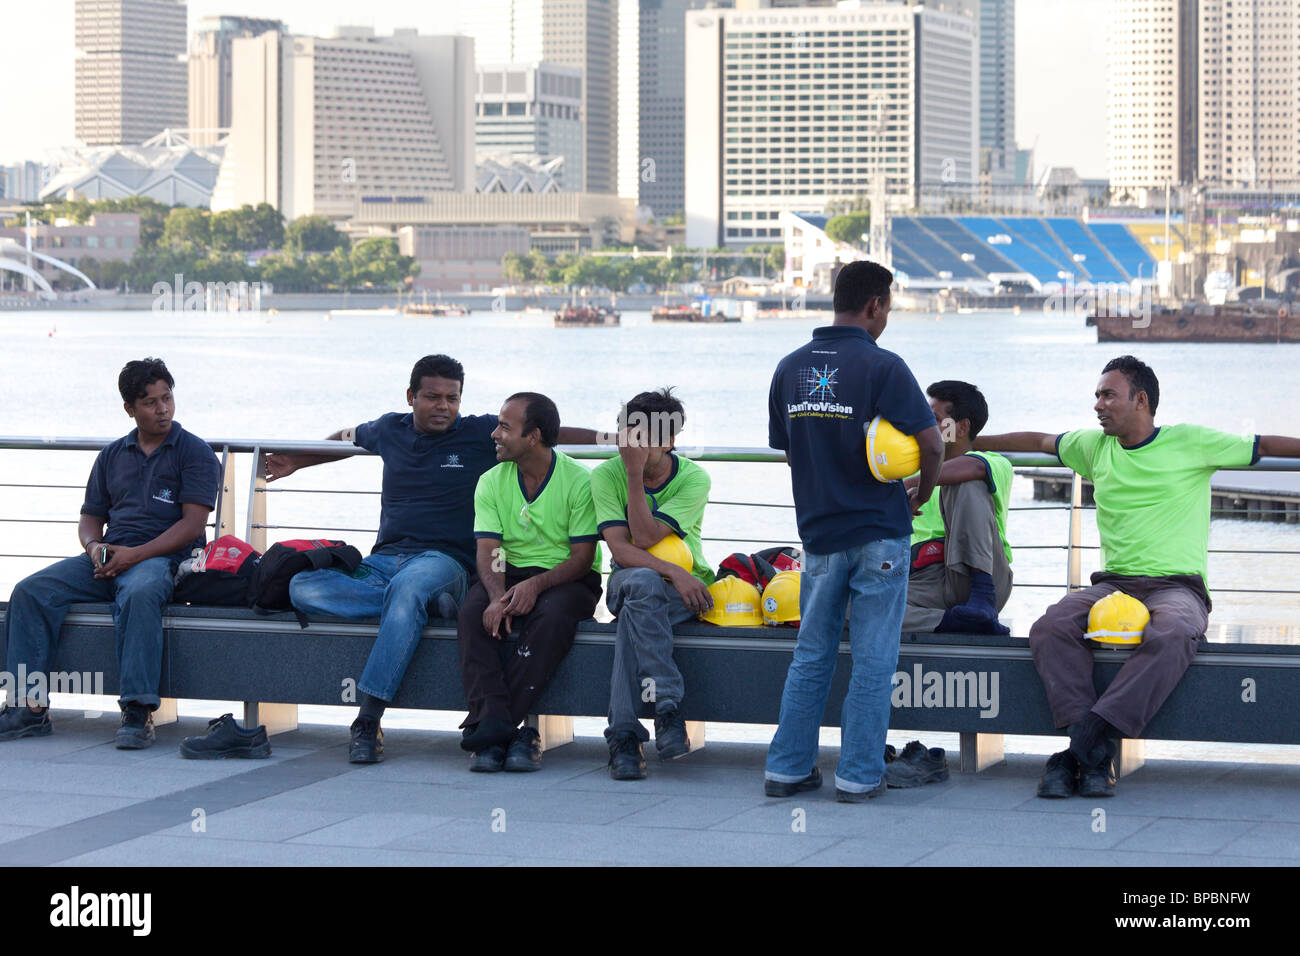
[98,545,109,566]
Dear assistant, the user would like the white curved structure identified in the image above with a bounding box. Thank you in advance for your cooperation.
[0,239,96,294]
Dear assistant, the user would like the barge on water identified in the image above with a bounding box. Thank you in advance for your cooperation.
[553,305,620,327]
[1091,304,1300,343]
[650,305,739,324]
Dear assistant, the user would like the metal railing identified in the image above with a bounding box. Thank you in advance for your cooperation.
[1,437,1298,599]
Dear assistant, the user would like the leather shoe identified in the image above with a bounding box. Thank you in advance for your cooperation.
[765,766,822,797]
[1036,749,1079,798]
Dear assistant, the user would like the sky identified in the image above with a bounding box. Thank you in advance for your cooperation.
[0,0,1109,178]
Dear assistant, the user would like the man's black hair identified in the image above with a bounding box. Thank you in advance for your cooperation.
[1102,355,1159,415]
[926,380,989,438]
[832,260,894,315]
[409,354,465,394]
[506,391,560,447]
[118,357,174,404]
[620,386,686,441]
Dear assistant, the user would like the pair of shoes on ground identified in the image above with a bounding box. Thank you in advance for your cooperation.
[0,703,53,741]
[607,704,692,780]
[1036,740,1118,799]
[762,767,889,803]
[885,740,950,788]
[179,713,270,759]
[470,726,543,773]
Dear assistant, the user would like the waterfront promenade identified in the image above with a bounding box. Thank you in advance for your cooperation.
[1,711,1297,866]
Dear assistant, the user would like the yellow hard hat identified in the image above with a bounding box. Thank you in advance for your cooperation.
[865,415,921,482]
[645,534,693,574]
[699,577,764,627]
[1084,592,1150,646]
[761,570,801,626]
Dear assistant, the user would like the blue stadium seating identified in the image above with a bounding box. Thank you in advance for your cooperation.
[891,218,983,279]
[999,218,1076,273]
[1088,224,1156,282]
[889,238,932,280]
[1044,218,1126,282]
[916,217,1017,277]
[954,217,1065,283]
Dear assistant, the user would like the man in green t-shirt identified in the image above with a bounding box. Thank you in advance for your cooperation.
[591,388,715,781]
[456,392,603,772]
[976,355,1300,799]
[902,381,1014,635]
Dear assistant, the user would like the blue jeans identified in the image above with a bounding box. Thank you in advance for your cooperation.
[765,536,910,793]
[289,550,468,702]
[4,552,174,708]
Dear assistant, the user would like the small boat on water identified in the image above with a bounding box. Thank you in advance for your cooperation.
[554,305,620,327]
[403,302,471,317]
[1091,303,1300,343]
[651,305,738,324]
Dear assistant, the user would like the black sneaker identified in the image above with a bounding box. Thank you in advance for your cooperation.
[653,705,690,760]
[470,742,507,773]
[115,703,154,750]
[1077,739,1118,798]
[459,715,516,753]
[179,713,270,759]
[608,732,647,781]
[1036,750,1080,799]
[349,715,384,764]
[504,726,543,773]
[835,779,888,803]
[885,740,950,788]
[765,766,822,798]
[0,704,52,741]
[884,744,897,763]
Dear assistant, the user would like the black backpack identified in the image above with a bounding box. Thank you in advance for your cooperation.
[173,535,262,607]
[249,538,363,625]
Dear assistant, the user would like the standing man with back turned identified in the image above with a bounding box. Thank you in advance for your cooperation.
[765,261,944,802]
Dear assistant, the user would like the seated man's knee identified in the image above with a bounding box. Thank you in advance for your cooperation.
[116,561,172,603]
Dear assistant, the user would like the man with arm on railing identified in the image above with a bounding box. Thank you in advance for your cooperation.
[901,381,1013,636]
[764,260,944,803]
[0,358,219,749]
[456,393,602,772]
[592,388,715,781]
[262,355,596,764]
[975,354,1300,799]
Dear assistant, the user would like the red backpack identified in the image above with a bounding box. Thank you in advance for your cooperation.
[173,535,262,606]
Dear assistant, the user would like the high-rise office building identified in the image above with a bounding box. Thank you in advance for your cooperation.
[75,0,188,146]
[477,63,584,190]
[979,0,1016,184]
[189,16,286,146]
[226,27,475,221]
[684,2,978,247]
[1198,0,1300,187]
[462,0,618,194]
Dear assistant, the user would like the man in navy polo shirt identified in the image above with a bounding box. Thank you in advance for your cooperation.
[265,354,596,763]
[1,357,220,750]
[764,261,944,803]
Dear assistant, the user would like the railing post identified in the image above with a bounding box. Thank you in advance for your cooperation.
[245,447,267,553]
[1066,472,1084,592]
[216,446,236,537]
[241,445,297,735]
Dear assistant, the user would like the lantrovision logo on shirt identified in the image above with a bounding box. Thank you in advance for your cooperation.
[788,365,854,417]
[151,487,175,504]
[442,455,463,469]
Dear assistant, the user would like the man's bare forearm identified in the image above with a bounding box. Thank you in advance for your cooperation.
[973,431,1058,455]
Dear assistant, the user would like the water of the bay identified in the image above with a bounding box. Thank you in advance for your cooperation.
[2,307,1297,760]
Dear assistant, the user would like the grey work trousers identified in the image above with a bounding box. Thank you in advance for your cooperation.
[902,479,1013,633]
[605,567,698,742]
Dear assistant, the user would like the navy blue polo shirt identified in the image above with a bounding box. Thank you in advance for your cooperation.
[354,412,499,570]
[768,326,935,553]
[81,422,221,562]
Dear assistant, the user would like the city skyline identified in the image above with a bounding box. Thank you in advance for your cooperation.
[2,0,1107,179]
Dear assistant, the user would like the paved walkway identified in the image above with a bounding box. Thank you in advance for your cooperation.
[1,711,1298,866]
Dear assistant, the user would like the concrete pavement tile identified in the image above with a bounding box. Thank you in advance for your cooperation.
[288,812,456,848]
[56,834,513,867]
[792,837,946,866]
[908,843,1281,867]
[0,792,138,828]
[616,796,764,830]
[1219,822,1300,860]
[1112,818,1262,855]
[154,806,356,842]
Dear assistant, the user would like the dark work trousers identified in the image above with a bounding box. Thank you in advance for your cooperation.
[457,563,602,729]
[1029,572,1210,738]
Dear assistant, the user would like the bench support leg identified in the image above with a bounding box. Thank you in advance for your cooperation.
[242,702,298,736]
[685,720,706,754]
[958,732,1005,772]
[153,698,178,727]
[1118,738,1145,778]
[526,714,573,752]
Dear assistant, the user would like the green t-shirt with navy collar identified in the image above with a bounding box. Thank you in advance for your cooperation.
[909,451,1014,564]
[473,450,602,572]
[589,452,715,584]
[1055,424,1260,589]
